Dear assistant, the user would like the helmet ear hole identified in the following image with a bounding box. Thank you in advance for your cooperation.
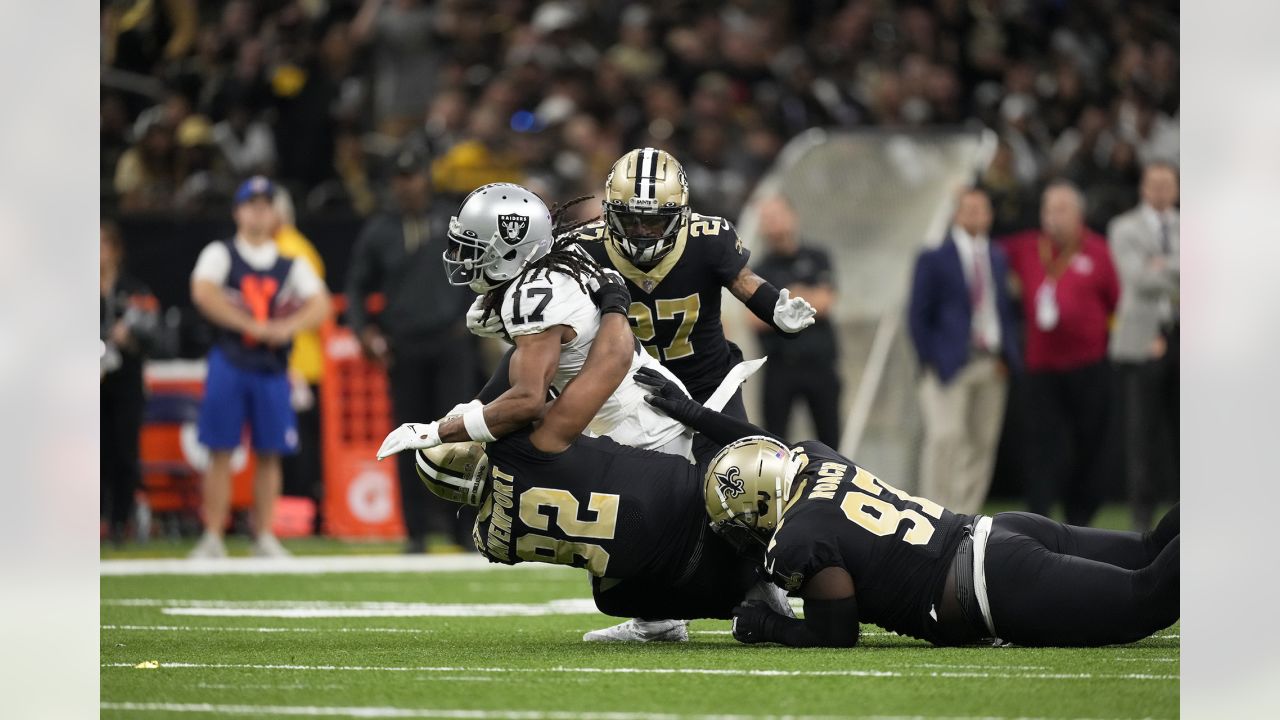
[503,249,518,261]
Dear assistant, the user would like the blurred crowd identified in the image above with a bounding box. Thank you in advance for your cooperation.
[102,0,1178,229]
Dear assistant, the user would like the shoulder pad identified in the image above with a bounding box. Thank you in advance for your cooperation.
[572,219,609,243]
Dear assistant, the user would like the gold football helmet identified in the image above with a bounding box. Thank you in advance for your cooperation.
[602,147,690,268]
[415,442,489,507]
[704,436,803,545]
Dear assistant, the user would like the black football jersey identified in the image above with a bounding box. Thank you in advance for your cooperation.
[579,214,750,401]
[474,429,707,581]
[764,441,972,643]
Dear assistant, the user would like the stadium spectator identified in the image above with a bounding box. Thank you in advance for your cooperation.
[430,104,525,199]
[1108,162,1180,531]
[173,114,235,211]
[100,220,161,544]
[1001,182,1119,526]
[750,195,841,447]
[212,98,277,177]
[273,189,328,534]
[114,119,177,213]
[97,2,1179,236]
[909,188,1022,514]
[351,0,442,136]
[189,177,331,558]
[344,147,476,553]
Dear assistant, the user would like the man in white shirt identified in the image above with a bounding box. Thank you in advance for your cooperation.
[1108,162,1180,530]
[908,188,1022,513]
[188,176,331,558]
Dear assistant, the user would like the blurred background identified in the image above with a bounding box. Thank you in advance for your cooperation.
[99,0,1179,552]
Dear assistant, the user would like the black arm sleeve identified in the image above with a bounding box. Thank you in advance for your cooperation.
[651,395,785,447]
[762,596,860,648]
[476,348,515,404]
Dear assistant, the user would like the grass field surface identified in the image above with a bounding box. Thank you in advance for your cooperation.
[101,553,1179,719]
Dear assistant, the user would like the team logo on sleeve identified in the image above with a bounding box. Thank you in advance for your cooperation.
[715,466,745,498]
[498,214,530,243]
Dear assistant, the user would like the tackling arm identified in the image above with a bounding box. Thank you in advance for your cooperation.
[635,367,785,446]
[732,567,860,648]
[435,326,569,443]
[529,312,636,453]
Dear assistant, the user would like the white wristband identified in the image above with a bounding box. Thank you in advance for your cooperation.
[462,405,497,443]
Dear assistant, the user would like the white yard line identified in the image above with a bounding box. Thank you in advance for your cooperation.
[103,598,599,618]
[98,702,1138,720]
[100,555,555,576]
[103,624,432,634]
[101,661,1176,681]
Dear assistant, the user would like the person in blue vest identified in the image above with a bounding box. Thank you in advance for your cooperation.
[908,187,1022,515]
[188,176,331,558]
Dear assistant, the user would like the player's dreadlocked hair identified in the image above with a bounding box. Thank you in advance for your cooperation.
[479,195,607,322]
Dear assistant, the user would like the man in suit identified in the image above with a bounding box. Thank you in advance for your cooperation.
[1108,162,1179,531]
[908,188,1022,514]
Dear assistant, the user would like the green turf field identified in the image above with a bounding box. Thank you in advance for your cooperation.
[101,558,1179,720]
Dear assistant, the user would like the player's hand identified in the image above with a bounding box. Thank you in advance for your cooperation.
[588,269,630,317]
[465,297,506,340]
[731,600,775,644]
[773,288,817,333]
[376,421,441,460]
[633,366,690,412]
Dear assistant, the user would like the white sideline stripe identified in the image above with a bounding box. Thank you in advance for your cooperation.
[99,703,871,720]
[103,598,600,618]
[101,662,1177,681]
[100,554,552,576]
[103,624,432,635]
[98,706,1140,720]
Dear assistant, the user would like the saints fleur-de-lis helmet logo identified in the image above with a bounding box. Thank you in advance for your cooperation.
[715,466,745,499]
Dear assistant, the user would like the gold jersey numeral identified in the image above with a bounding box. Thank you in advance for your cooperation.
[510,486,622,576]
[838,467,940,546]
[628,293,701,362]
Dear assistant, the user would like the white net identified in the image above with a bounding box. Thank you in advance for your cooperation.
[729,128,995,492]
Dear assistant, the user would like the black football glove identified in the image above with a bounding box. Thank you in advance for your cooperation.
[633,366,692,415]
[589,269,631,317]
[731,600,776,644]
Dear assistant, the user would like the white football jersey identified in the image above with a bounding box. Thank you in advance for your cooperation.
[499,265,691,456]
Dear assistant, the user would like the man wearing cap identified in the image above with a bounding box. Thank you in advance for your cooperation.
[189,176,331,558]
[345,147,477,553]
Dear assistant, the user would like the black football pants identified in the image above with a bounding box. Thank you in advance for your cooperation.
[591,529,758,621]
[1023,362,1111,525]
[985,504,1179,646]
[762,360,842,449]
[388,342,477,545]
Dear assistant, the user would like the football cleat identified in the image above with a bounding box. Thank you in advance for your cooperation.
[582,618,689,643]
[188,532,227,559]
[251,533,292,558]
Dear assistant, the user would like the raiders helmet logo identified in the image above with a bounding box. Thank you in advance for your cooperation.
[498,213,530,244]
[715,466,745,499]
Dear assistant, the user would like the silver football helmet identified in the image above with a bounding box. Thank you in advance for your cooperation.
[443,183,555,293]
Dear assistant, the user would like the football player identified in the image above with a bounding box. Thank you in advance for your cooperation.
[404,302,788,637]
[576,148,816,460]
[376,182,769,641]
[636,368,1180,648]
[375,182,692,461]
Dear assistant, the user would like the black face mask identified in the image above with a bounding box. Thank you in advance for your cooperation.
[606,205,684,242]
